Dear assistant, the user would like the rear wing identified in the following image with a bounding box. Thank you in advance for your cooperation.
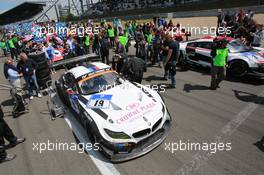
[51,53,101,68]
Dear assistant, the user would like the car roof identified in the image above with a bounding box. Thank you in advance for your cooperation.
[184,36,235,44]
[68,62,111,79]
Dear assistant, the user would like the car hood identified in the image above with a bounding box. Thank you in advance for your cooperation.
[232,48,264,60]
[79,81,163,132]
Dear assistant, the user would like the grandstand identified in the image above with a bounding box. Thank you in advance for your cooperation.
[1,0,263,25]
[86,0,202,16]
[85,0,264,19]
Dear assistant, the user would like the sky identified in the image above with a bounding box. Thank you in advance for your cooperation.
[0,0,24,13]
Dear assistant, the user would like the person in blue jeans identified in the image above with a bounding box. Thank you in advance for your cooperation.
[17,53,42,100]
[164,61,177,87]
[163,34,179,88]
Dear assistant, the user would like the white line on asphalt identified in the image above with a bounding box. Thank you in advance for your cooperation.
[175,90,264,175]
[64,115,121,175]
[48,91,121,175]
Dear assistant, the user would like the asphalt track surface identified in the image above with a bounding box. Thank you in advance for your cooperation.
[0,47,264,175]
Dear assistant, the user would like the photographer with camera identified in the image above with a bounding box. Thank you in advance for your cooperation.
[121,56,146,84]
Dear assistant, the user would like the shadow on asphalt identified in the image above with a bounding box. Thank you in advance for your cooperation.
[254,136,264,152]
[183,84,210,93]
[71,131,115,163]
[144,75,166,82]
[226,76,264,86]
[181,65,264,86]
[233,90,264,105]
[1,98,14,107]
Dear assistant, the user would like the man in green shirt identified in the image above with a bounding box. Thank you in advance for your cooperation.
[210,38,229,90]
[8,36,18,60]
[12,35,20,53]
[107,25,115,48]
[145,31,153,63]
[118,34,127,49]
[84,33,90,54]
[0,39,7,57]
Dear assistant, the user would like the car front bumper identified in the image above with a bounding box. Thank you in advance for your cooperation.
[99,117,172,162]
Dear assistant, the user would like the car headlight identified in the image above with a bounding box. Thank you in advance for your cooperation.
[158,93,171,121]
[104,129,131,139]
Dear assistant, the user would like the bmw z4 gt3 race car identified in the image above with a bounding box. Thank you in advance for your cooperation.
[55,62,171,162]
[179,36,264,78]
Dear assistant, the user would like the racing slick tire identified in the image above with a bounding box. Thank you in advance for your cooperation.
[36,69,50,79]
[37,75,52,89]
[28,52,46,63]
[85,122,111,159]
[227,60,248,78]
[178,54,189,71]
[85,122,96,144]
[37,60,50,70]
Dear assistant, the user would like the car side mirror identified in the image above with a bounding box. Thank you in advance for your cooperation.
[66,88,76,95]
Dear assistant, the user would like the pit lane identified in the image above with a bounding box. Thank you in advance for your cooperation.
[0,47,263,175]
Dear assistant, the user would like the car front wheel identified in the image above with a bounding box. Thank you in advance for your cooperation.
[178,53,189,71]
[228,60,248,77]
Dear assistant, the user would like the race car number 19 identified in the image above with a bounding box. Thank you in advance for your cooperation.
[87,94,113,109]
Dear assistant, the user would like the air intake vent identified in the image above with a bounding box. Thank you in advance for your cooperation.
[132,129,151,138]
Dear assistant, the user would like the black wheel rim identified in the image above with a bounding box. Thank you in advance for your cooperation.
[230,62,247,77]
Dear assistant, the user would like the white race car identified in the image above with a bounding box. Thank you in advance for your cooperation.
[55,62,171,162]
[179,36,264,78]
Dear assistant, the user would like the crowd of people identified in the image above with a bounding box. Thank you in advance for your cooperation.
[217,9,264,47]
[0,17,185,89]
[0,10,263,92]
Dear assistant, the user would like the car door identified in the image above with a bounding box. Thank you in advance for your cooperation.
[195,42,213,66]
[186,42,198,62]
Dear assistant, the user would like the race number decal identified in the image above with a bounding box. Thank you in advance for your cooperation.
[86,94,112,109]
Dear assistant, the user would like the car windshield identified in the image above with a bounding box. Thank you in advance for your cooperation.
[79,71,123,95]
[228,40,253,53]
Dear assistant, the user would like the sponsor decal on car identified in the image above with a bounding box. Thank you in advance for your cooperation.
[125,103,140,111]
[240,52,258,57]
[86,94,113,109]
[78,70,113,84]
[257,51,264,58]
[116,102,156,124]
